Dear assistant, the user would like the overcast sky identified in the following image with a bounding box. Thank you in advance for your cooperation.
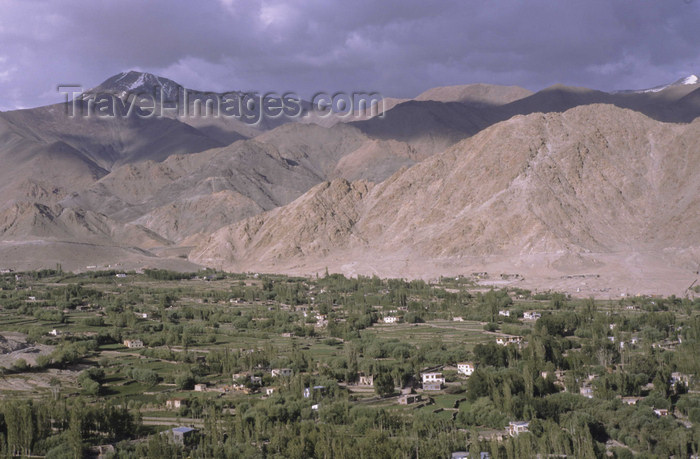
[1,0,699,110]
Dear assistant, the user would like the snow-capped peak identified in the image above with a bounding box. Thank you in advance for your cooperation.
[84,71,184,101]
[127,73,148,91]
[613,74,700,94]
[677,74,698,86]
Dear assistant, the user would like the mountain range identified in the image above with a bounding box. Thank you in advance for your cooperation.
[1,71,699,297]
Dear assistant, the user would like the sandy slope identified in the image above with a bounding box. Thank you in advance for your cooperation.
[191,105,700,297]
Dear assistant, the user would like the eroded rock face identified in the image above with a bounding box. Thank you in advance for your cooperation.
[191,105,700,296]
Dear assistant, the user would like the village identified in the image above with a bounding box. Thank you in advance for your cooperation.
[0,268,697,457]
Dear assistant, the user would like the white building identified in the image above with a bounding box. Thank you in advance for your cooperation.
[303,385,326,398]
[271,368,293,378]
[421,372,445,385]
[166,399,185,409]
[383,316,399,324]
[523,311,541,320]
[123,339,144,349]
[508,421,529,436]
[457,362,476,376]
[580,385,594,398]
[671,372,691,386]
[498,310,510,317]
[496,336,522,346]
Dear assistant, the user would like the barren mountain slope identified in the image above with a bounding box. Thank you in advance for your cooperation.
[191,104,700,295]
[191,179,373,265]
[351,100,498,158]
[61,139,322,239]
[254,123,421,181]
[415,83,533,106]
[500,83,700,123]
[61,122,424,242]
[0,201,168,248]
[0,116,109,207]
[0,102,222,170]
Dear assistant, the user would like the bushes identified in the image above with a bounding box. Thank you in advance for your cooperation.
[374,373,395,397]
[143,269,196,281]
[473,342,511,368]
[175,371,195,390]
[78,368,105,395]
[456,397,507,429]
[445,384,465,394]
[33,309,65,323]
[81,317,105,327]
[535,313,580,337]
[50,340,97,368]
[128,368,160,386]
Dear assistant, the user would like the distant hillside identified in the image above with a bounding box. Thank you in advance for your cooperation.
[191,105,700,296]
[2,72,700,292]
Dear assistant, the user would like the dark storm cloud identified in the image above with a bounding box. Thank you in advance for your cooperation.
[0,0,698,109]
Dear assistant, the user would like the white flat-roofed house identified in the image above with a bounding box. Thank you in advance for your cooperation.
[496,336,523,346]
[124,339,144,349]
[271,368,293,378]
[507,421,529,436]
[580,385,594,398]
[523,311,541,320]
[303,385,326,398]
[383,316,399,324]
[671,372,691,387]
[457,362,476,376]
[421,372,445,390]
[421,372,445,384]
[166,398,185,410]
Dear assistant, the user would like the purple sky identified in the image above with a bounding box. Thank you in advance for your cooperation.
[1,0,699,110]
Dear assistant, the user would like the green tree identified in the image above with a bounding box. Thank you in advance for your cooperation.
[375,373,394,397]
